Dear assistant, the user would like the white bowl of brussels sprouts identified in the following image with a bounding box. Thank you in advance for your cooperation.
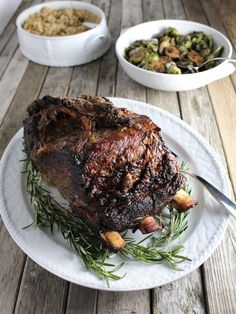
[116,20,234,91]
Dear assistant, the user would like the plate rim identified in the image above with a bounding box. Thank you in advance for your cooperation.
[0,97,230,291]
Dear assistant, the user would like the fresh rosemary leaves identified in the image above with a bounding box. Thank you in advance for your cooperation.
[23,149,191,285]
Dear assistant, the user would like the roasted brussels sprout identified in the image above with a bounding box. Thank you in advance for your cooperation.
[127,47,149,65]
[164,46,180,59]
[150,61,165,73]
[207,46,224,60]
[124,27,224,74]
[176,35,192,52]
[160,55,172,64]
[159,36,172,54]
[187,50,204,65]
[167,27,180,38]
[166,62,181,74]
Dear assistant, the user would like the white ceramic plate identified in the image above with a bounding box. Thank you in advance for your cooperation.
[0,98,230,291]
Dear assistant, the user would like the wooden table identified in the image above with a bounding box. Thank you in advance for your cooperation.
[0,0,236,313]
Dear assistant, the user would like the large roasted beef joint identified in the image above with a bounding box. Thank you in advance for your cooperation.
[23,95,197,250]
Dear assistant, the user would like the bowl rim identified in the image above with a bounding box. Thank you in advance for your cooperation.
[16,1,106,40]
[115,19,233,77]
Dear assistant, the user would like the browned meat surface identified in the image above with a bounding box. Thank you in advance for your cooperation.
[23,95,189,239]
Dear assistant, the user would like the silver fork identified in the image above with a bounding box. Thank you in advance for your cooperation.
[181,169,236,218]
[178,57,236,73]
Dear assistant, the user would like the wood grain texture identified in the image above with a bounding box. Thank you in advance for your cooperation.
[0,222,25,314]
[143,0,163,22]
[199,0,236,90]
[14,259,68,314]
[152,271,206,314]
[97,0,122,96]
[40,67,73,98]
[180,1,236,313]
[66,285,97,314]
[214,0,236,49]
[0,49,28,126]
[0,63,47,156]
[197,0,236,186]
[162,0,185,20]
[0,0,45,126]
[0,30,19,79]
[97,290,150,314]
[0,1,30,54]
[116,0,146,101]
[0,63,48,314]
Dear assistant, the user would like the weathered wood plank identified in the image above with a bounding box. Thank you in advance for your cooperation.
[200,0,236,90]
[207,80,236,190]
[214,0,236,49]
[0,223,26,314]
[202,235,236,314]
[179,88,236,314]
[0,0,44,126]
[116,0,145,101]
[68,61,100,97]
[40,67,73,97]
[66,285,97,314]
[177,1,236,313]
[0,1,30,54]
[162,0,185,20]
[0,49,28,126]
[97,291,150,314]
[0,63,47,155]
[0,63,47,314]
[14,259,68,314]
[0,31,19,79]
[121,0,143,29]
[152,271,206,314]
[143,0,163,22]
[97,0,122,96]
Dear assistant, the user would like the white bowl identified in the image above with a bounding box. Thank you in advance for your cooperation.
[116,20,235,91]
[16,1,111,67]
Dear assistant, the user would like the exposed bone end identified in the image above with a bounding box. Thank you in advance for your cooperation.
[172,189,197,212]
[100,231,126,251]
[139,216,162,234]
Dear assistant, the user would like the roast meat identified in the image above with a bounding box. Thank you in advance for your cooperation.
[23,95,194,248]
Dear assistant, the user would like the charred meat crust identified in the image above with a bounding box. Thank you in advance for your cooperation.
[23,95,186,232]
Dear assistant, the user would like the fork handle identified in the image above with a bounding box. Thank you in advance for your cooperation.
[182,170,236,218]
[201,57,236,68]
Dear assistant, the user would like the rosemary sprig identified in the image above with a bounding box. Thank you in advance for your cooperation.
[22,147,192,284]
[121,243,191,270]
[24,153,124,285]
[151,208,189,247]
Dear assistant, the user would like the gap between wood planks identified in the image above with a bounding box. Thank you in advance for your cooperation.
[179,0,236,313]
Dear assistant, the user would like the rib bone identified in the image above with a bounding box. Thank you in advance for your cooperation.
[100,231,126,250]
[172,189,197,212]
[139,216,161,234]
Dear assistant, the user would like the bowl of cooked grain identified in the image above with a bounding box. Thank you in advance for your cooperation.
[16,1,111,66]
